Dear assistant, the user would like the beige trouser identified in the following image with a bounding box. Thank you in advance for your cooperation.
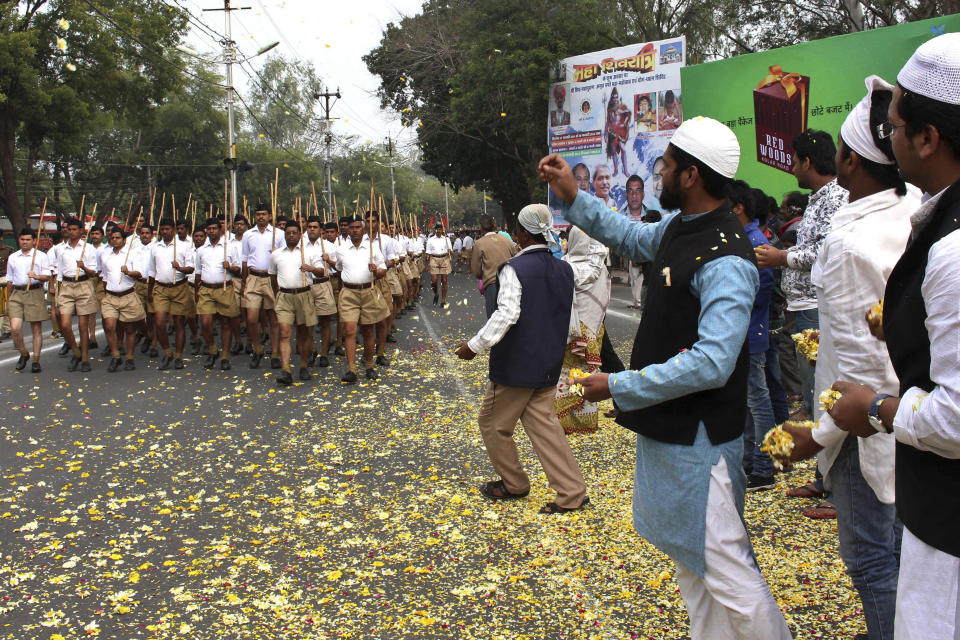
[477,382,587,509]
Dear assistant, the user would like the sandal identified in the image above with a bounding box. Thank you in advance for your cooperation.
[802,501,837,519]
[786,482,825,499]
[539,496,590,514]
[479,479,529,501]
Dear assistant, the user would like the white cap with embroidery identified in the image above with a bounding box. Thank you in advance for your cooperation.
[897,32,960,105]
[669,116,741,179]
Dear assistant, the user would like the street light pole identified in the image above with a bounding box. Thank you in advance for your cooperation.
[224,2,238,219]
[313,88,341,210]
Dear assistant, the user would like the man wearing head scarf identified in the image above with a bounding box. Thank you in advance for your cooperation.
[455,203,588,514]
[827,33,960,639]
[774,76,917,640]
[539,117,791,639]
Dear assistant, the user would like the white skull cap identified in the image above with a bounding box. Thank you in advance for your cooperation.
[897,33,960,105]
[669,116,740,179]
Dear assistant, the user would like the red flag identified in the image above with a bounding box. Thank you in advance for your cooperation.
[429,215,435,228]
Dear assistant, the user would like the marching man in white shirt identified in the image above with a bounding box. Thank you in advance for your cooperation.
[195,217,243,371]
[269,220,321,386]
[57,217,99,372]
[773,76,917,639]
[147,217,195,370]
[425,223,452,307]
[242,203,284,370]
[303,217,338,368]
[333,217,389,383]
[5,227,51,372]
[99,228,148,372]
[828,34,960,640]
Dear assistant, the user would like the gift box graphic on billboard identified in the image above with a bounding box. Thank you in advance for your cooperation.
[753,65,810,173]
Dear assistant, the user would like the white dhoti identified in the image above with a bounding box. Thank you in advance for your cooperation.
[895,526,960,640]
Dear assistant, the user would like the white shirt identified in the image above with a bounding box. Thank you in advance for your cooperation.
[467,244,548,353]
[148,237,195,284]
[408,236,424,256]
[453,237,463,252]
[364,233,399,264]
[242,225,284,271]
[57,239,97,280]
[334,239,386,285]
[6,249,50,286]
[196,238,242,284]
[892,189,960,460]
[426,235,451,256]
[269,245,319,289]
[463,235,475,250]
[48,243,64,277]
[100,246,139,292]
[810,187,918,503]
[304,237,337,275]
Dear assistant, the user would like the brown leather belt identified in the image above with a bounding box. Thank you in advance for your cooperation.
[248,269,269,277]
[154,280,185,288]
[429,253,448,258]
[313,276,330,284]
[342,281,372,290]
[106,287,135,297]
[135,277,148,284]
[200,281,228,289]
[67,274,91,282]
[11,284,31,291]
[279,286,310,295]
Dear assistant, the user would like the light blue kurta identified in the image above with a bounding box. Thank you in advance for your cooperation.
[563,190,759,576]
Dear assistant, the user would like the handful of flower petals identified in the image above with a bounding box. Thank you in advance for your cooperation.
[760,420,816,470]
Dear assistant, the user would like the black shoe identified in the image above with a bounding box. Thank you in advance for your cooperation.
[270,357,281,370]
[316,355,330,368]
[298,367,312,381]
[15,354,28,371]
[59,343,71,357]
[123,359,135,371]
[746,474,775,493]
[276,370,293,386]
[159,355,172,371]
[140,340,150,354]
[204,353,218,369]
[334,345,346,356]
[308,351,318,366]
[386,333,397,343]
[79,361,91,373]
[107,357,121,372]
[67,355,81,371]
[230,342,244,355]
[88,340,98,350]
[149,347,159,358]
[174,358,184,370]
[101,344,112,357]
[220,359,231,371]
[341,370,358,384]
[375,355,390,367]
[31,362,41,373]
[433,293,439,306]
[250,352,263,369]
[365,367,377,380]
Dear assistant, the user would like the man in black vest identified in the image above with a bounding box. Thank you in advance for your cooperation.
[828,33,960,639]
[539,117,792,639]
[455,203,588,514]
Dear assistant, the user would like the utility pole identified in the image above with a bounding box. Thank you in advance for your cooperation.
[313,87,341,210]
[386,135,396,211]
[204,0,250,220]
[482,188,487,215]
[444,183,449,227]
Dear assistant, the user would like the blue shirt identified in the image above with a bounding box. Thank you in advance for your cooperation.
[744,220,774,354]
[562,190,758,576]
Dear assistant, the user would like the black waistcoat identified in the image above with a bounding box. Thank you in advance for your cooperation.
[884,178,960,557]
[617,205,757,445]
[489,248,574,388]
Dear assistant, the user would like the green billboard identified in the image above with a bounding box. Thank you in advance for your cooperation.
[681,15,960,200]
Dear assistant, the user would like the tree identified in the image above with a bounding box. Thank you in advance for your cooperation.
[0,0,188,230]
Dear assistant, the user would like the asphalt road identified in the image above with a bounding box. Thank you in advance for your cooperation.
[0,273,861,639]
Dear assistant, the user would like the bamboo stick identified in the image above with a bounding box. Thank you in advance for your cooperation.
[26,198,47,292]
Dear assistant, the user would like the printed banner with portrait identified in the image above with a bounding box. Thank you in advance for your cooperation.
[548,37,686,225]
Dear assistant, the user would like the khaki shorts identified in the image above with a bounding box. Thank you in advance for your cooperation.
[387,268,403,296]
[462,247,473,262]
[243,274,275,310]
[182,283,197,316]
[101,290,146,323]
[397,269,407,291]
[58,280,99,316]
[94,277,106,303]
[153,282,191,316]
[338,285,389,325]
[376,277,393,313]
[233,279,247,309]
[429,254,452,275]
[135,282,154,314]
[8,288,47,322]
[415,256,424,275]
[311,281,338,317]
[276,290,317,327]
[197,284,240,318]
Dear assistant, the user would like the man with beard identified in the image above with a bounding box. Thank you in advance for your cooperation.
[539,116,791,639]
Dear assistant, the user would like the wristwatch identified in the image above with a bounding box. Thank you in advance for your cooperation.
[868,394,893,434]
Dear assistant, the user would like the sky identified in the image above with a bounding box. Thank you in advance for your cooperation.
[180,0,425,147]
